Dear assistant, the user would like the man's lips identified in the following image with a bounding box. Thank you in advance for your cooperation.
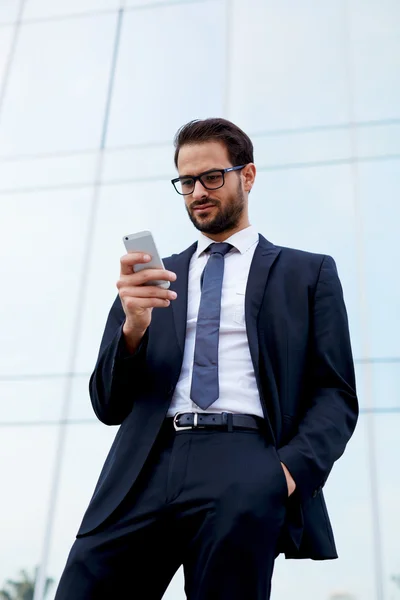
[192,204,215,212]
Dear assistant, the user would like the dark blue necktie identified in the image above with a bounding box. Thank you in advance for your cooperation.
[190,242,233,410]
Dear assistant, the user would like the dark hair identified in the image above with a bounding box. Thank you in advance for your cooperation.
[173,118,254,168]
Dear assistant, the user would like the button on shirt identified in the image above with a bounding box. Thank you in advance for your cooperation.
[167,225,264,418]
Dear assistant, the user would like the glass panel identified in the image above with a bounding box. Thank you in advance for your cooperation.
[126,0,196,5]
[273,416,376,599]
[0,26,13,82]
[107,0,225,147]
[0,424,59,593]
[102,143,173,183]
[374,413,400,600]
[0,379,64,423]
[0,14,117,155]
[254,129,351,169]
[23,0,119,19]
[74,180,192,372]
[68,374,97,421]
[357,123,400,159]
[0,188,93,375]
[0,153,97,191]
[45,423,118,597]
[356,362,400,411]
[358,160,400,357]
[253,165,362,359]
[229,1,348,132]
[0,1,19,23]
[349,0,400,121]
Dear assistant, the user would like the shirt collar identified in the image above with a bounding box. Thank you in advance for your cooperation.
[196,225,259,258]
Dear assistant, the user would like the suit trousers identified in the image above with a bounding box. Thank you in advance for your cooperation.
[55,421,288,600]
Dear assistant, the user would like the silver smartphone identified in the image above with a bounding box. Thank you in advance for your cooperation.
[122,230,170,289]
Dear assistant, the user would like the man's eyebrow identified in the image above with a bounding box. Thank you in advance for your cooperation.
[178,168,219,179]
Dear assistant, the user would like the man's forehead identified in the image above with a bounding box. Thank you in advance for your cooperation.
[177,141,229,173]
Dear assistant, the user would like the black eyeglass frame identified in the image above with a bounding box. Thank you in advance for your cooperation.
[171,165,246,196]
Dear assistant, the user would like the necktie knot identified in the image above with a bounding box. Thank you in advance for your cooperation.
[207,242,233,257]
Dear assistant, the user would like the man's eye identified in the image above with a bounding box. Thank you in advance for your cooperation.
[181,178,194,187]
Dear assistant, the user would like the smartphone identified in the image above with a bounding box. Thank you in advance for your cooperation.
[122,230,170,289]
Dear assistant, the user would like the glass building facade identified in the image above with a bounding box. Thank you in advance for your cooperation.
[0,1,399,598]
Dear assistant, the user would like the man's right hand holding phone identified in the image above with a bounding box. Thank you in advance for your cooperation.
[117,252,177,354]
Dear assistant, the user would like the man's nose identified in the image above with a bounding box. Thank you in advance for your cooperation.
[191,179,209,200]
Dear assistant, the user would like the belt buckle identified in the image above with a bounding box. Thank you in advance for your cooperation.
[173,412,198,431]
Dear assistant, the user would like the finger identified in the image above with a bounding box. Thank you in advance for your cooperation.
[118,268,177,287]
[120,252,151,276]
[120,286,177,300]
[133,269,177,286]
[123,297,171,310]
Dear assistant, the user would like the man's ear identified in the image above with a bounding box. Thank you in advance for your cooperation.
[242,163,256,193]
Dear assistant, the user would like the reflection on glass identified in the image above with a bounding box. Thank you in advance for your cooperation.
[107,1,224,147]
[0,14,117,155]
[0,188,93,375]
[23,0,120,20]
[0,2,19,23]
[0,153,97,191]
[0,426,59,592]
[228,1,348,131]
[358,161,400,357]
[46,424,118,596]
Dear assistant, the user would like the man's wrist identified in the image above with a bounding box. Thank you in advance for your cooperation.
[122,322,147,355]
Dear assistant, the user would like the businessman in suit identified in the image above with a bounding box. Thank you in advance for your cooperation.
[56,118,358,599]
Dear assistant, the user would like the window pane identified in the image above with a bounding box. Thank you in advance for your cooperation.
[46,423,118,596]
[229,0,348,131]
[0,1,19,23]
[68,375,96,421]
[273,416,376,599]
[0,425,59,591]
[357,123,400,159]
[349,0,400,121]
[0,14,117,155]
[74,180,192,372]
[0,379,64,423]
[252,165,362,359]
[374,413,400,600]
[107,0,225,147]
[126,0,197,5]
[356,362,400,411]
[0,188,93,375]
[102,143,173,183]
[0,26,13,81]
[23,0,119,19]
[254,129,351,168]
[0,153,97,191]
[359,160,400,357]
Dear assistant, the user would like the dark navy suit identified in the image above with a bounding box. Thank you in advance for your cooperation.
[56,235,358,599]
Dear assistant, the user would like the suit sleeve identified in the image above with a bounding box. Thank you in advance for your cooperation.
[277,255,359,501]
[88,295,149,426]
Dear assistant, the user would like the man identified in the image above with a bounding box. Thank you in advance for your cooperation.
[56,118,358,599]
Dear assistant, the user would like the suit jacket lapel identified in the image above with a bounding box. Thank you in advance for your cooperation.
[245,235,281,434]
[169,242,197,355]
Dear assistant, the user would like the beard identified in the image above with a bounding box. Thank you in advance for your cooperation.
[186,181,245,235]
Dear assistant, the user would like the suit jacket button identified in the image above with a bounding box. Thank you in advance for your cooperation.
[312,490,318,498]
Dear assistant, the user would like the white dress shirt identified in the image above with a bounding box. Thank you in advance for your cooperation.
[167,225,264,418]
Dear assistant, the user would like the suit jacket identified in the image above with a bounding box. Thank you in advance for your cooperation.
[78,235,358,560]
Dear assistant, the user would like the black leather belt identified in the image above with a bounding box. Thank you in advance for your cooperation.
[171,412,263,432]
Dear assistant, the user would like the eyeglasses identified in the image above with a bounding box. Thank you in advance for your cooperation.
[171,165,246,196]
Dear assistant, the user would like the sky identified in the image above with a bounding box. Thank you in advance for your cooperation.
[0,1,399,599]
